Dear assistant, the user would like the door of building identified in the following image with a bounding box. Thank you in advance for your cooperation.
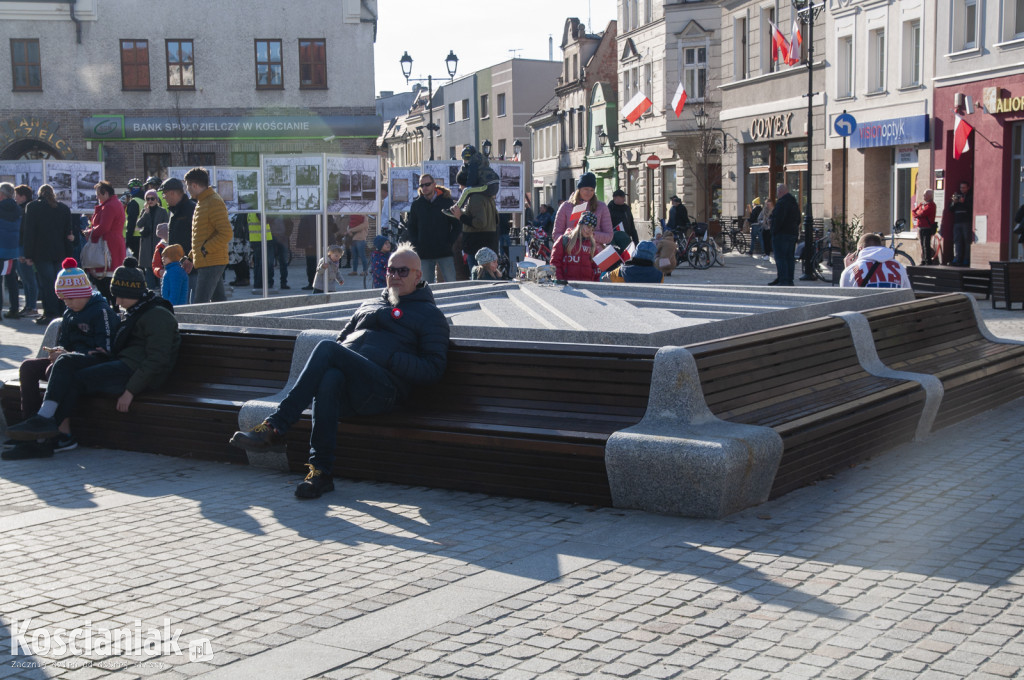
[1011,122,1024,259]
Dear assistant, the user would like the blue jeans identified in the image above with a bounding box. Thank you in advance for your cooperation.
[190,264,227,303]
[420,256,457,284]
[16,260,37,311]
[749,225,763,254]
[44,353,134,425]
[772,233,798,285]
[252,240,288,287]
[34,259,64,318]
[268,340,398,472]
[350,240,368,274]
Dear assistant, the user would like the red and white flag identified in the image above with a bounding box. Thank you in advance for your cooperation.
[569,203,587,229]
[0,260,12,276]
[624,91,653,123]
[769,21,791,63]
[787,18,803,65]
[593,244,622,271]
[621,241,637,263]
[614,222,625,232]
[953,114,973,160]
[671,82,687,117]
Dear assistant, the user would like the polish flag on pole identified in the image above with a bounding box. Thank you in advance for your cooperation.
[0,260,12,276]
[621,241,637,263]
[593,244,622,271]
[624,91,653,123]
[769,21,791,63]
[614,221,625,232]
[787,18,803,65]
[671,82,687,117]
[569,203,588,229]
[953,114,973,160]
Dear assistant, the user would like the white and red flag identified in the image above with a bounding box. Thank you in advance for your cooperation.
[569,203,587,229]
[0,260,12,276]
[769,21,791,63]
[671,82,687,117]
[787,18,803,65]
[593,244,622,271]
[621,241,637,263]
[624,91,653,123]
[953,114,973,160]
[614,222,625,232]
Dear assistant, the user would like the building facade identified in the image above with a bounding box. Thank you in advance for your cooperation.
[1,0,380,186]
[933,0,1024,262]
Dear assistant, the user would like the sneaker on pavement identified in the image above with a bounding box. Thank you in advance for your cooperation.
[20,308,40,317]
[229,420,285,451]
[7,414,60,441]
[51,433,78,453]
[295,464,334,499]
[34,316,56,326]
[4,310,22,319]
[280,284,291,290]
[1,440,55,460]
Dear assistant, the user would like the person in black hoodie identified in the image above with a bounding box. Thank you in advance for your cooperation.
[607,190,639,245]
[950,181,974,267]
[22,184,75,324]
[159,177,195,258]
[230,244,450,499]
[405,174,461,284]
[769,184,802,286]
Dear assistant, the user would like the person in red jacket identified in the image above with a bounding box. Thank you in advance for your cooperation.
[84,181,127,302]
[551,211,600,282]
[912,189,937,265]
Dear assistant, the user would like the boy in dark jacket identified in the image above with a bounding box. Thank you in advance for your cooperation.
[602,240,664,283]
[6,259,181,458]
[9,258,119,453]
[230,245,450,499]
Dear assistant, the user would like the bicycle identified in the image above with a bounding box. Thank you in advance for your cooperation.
[718,220,749,255]
[809,232,842,284]
[886,218,916,268]
[671,223,723,270]
[526,227,552,263]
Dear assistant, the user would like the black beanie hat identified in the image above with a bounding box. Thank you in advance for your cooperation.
[577,172,597,189]
[110,257,147,300]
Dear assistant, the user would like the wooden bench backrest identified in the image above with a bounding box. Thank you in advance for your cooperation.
[861,294,982,364]
[685,317,862,416]
[168,331,296,390]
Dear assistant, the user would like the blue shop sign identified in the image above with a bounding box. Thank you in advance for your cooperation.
[850,114,929,149]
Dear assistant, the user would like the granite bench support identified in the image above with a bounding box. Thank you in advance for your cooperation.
[605,347,783,519]
[831,311,944,440]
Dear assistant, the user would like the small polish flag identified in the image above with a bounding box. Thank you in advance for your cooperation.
[769,21,791,63]
[569,203,587,229]
[787,18,803,65]
[621,242,637,263]
[593,244,622,272]
[953,114,973,160]
[671,82,687,117]
[623,91,653,123]
[0,260,12,276]
[614,222,625,232]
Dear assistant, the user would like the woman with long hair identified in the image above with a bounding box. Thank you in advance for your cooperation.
[23,184,75,324]
[84,181,127,303]
[551,211,600,282]
[551,172,613,246]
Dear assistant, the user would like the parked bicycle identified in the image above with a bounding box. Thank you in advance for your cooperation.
[809,232,841,284]
[718,221,749,255]
[886,218,916,268]
[526,227,552,263]
[672,223,723,270]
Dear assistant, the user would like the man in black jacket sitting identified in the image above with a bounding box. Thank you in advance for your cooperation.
[230,244,450,499]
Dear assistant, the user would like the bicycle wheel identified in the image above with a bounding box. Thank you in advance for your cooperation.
[688,242,712,270]
[719,231,734,254]
[893,249,915,268]
[812,247,841,284]
[734,233,749,254]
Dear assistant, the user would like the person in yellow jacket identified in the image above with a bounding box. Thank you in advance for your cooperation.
[184,167,232,303]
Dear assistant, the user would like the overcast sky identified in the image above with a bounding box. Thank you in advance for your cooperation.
[374,0,618,96]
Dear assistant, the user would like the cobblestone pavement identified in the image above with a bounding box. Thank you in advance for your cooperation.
[0,253,1022,679]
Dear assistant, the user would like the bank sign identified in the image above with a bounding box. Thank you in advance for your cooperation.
[850,114,929,149]
[83,114,380,140]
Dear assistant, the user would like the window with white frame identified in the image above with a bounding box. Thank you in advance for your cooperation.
[448,103,455,123]
[734,17,748,80]
[630,0,639,30]
[460,98,469,120]
[644,0,653,24]
[901,20,922,87]
[644,62,653,107]
[954,0,979,50]
[497,93,506,116]
[837,35,853,97]
[684,47,707,101]
[622,2,631,32]
[868,28,886,93]
[1003,0,1024,40]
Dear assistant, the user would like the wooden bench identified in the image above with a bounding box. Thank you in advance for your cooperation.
[906,265,991,298]
[276,339,658,507]
[860,293,1024,427]
[0,327,297,464]
[685,316,928,499]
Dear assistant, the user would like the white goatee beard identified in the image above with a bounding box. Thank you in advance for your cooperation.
[386,287,401,306]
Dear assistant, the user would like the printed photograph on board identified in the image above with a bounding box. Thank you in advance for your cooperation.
[0,161,44,193]
[261,155,322,214]
[491,162,524,212]
[421,160,463,201]
[324,155,379,214]
[388,167,420,219]
[46,160,104,212]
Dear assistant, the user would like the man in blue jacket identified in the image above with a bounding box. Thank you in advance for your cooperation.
[230,244,450,499]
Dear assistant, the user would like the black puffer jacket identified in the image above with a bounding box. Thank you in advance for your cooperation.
[771,192,802,236]
[23,198,74,263]
[167,198,195,255]
[337,283,449,398]
[57,292,120,354]
[405,187,461,260]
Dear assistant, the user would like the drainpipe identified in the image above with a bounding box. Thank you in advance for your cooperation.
[69,0,82,44]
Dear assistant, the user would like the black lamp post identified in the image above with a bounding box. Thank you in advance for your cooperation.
[513,139,522,160]
[694,106,727,222]
[400,50,459,161]
[482,139,492,158]
[793,0,823,279]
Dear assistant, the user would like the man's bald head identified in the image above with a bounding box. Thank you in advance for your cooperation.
[387,244,423,299]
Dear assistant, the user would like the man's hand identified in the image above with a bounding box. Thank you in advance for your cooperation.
[450,205,462,219]
[116,390,134,413]
[46,347,65,362]
[844,251,858,268]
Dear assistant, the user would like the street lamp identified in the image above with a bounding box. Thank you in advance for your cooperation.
[482,139,492,158]
[399,50,459,161]
[792,0,824,280]
[513,139,523,160]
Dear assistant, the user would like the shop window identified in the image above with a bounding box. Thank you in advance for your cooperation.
[120,39,150,91]
[11,39,41,91]
[255,39,283,89]
[480,94,489,119]
[299,39,327,89]
[868,29,886,93]
[166,39,195,90]
[498,93,506,117]
[231,152,260,167]
[684,48,706,101]
[734,17,748,81]
[186,152,216,166]
[901,21,922,87]
[837,36,854,97]
[953,0,979,51]
[143,153,171,181]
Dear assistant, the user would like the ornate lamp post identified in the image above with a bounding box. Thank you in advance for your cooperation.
[399,50,459,161]
[792,0,824,279]
[693,106,727,222]
[482,139,492,158]
[513,139,523,160]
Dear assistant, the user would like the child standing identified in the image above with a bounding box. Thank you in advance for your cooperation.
[160,244,189,306]
[311,244,346,292]
[471,247,501,280]
[370,235,391,288]
[151,222,169,281]
[550,211,600,282]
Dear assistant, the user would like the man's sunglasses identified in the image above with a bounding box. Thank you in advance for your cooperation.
[386,266,414,277]
[419,182,433,188]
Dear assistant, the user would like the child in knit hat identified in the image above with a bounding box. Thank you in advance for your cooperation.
[4,259,119,458]
[160,244,189,306]
[471,247,501,280]
[370,235,391,289]
[311,244,346,293]
[151,222,170,280]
